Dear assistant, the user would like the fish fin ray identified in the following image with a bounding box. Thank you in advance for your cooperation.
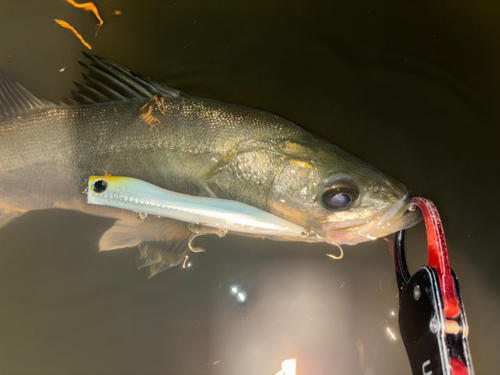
[99,218,192,277]
[99,220,142,250]
[137,238,190,278]
[70,52,187,104]
[0,69,53,117]
[73,81,110,103]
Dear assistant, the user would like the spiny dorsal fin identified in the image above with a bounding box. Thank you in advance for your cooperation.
[0,69,53,117]
[68,52,187,104]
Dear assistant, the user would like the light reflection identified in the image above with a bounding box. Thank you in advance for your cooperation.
[237,292,247,302]
[229,285,248,303]
[386,326,397,341]
[357,230,377,240]
[275,359,297,375]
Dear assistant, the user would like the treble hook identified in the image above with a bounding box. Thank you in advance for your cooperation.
[187,224,228,253]
[301,230,344,259]
[326,243,344,260]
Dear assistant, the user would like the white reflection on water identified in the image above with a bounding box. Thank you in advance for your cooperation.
[229,284,248,303]
[275,358,296,375]
[386,326,397,341]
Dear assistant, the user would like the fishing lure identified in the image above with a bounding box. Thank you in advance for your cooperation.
[86,176,342,257]
[87,175,305,236]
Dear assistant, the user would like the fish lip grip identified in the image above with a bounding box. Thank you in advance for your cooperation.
[393,197,475,375]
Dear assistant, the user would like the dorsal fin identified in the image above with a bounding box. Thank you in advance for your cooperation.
[68,52,187,104]
[0,69,53,117]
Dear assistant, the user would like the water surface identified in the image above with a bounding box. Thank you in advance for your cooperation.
[0,1,498,374]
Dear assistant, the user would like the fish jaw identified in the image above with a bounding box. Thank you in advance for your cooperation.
[324,191,422,245]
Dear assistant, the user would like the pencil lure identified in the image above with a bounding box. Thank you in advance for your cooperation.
[87,175,330,242]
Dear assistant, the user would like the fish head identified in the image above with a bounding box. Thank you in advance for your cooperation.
[267,140,422,245]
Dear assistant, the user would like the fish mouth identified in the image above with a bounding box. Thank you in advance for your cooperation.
[325,191,423,245]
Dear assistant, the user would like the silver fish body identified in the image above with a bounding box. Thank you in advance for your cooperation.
[0,54,421,276]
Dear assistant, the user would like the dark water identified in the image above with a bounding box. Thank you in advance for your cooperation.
[0,1,498,374]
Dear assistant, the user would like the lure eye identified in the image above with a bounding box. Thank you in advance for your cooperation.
[322,187,358,209]
[92,179,108,193]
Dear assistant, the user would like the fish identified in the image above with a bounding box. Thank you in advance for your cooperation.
[0,52,421,276]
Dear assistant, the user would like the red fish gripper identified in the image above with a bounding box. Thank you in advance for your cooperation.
[392,196,474,375]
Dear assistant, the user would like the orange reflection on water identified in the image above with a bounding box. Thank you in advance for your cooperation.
[54,19,92,50]
[66,0,103,36]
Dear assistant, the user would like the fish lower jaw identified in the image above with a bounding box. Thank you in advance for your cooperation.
[325,208,423,245]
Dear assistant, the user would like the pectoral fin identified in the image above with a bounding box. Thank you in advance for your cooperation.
[99,217,192,277]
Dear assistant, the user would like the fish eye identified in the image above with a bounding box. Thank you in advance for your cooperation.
[322,187,359,209]
[92,179,108,193]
